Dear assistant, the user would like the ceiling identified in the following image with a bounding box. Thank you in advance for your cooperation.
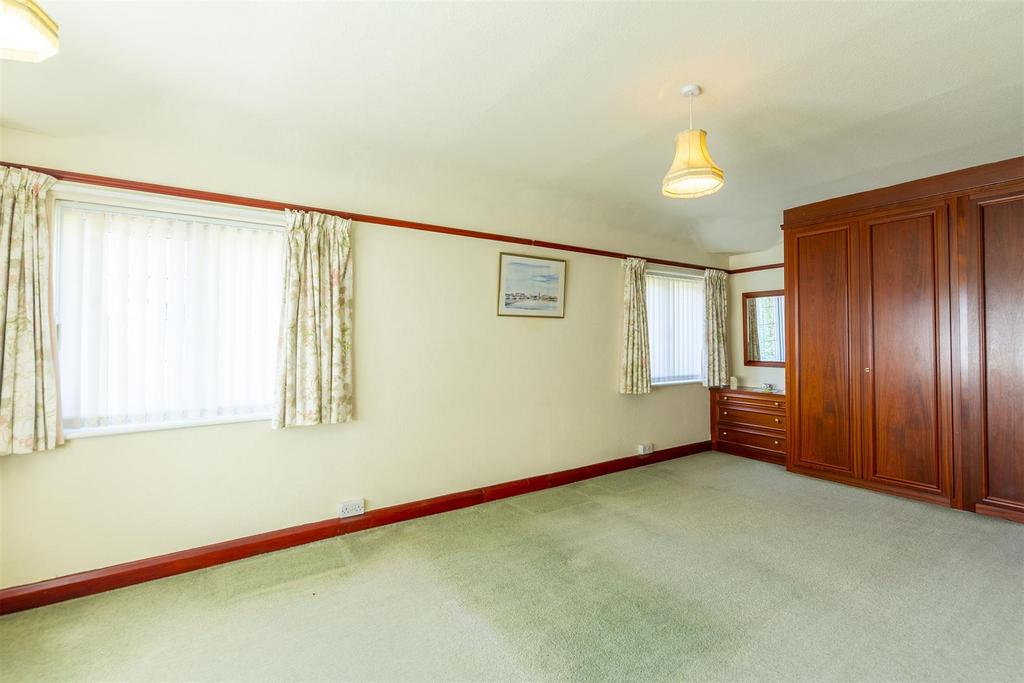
[1,1,1022,254]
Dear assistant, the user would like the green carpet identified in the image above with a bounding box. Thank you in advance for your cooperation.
[2,452,1022,682]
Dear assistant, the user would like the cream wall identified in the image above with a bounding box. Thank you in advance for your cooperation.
[727,244,785,390]
[0,128,727,587]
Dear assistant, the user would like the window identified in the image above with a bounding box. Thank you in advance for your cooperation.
[645,269,705,384]
[55,193,285,435]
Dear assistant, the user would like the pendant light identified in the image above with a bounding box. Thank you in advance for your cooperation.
[0,0,59,63]
[662,85,724,199]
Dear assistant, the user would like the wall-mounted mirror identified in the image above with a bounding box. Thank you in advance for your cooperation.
[743,290,785,367]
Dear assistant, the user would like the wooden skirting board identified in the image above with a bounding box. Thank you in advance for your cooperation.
[0,440,711,615]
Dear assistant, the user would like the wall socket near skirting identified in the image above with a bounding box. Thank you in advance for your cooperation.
[338,499,365,518]
[637,442,654,456]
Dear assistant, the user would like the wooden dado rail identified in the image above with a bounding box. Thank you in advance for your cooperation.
[2,161,781,275]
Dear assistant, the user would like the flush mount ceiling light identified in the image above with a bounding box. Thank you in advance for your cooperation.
[662,84,724,199]
[0,0,59,63]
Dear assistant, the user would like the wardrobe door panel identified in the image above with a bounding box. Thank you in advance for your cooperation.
[965,190,1024,521]
[861,205,952,500]
[786,224,858,476]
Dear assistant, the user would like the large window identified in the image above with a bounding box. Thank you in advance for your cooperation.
[55,192,284,435]
[645,269,705,385]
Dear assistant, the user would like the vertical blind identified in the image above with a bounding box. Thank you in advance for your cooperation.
[55,201,284,431]
[645,271,705,383]
[754,295,785,360]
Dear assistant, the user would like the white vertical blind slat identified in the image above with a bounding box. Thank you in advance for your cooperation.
[56,202,284,431]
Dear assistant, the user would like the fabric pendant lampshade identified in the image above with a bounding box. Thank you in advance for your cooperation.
[0,0,59,62]
[661,129,724,199]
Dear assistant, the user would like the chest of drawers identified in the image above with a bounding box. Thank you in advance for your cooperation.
[710,387,787,465]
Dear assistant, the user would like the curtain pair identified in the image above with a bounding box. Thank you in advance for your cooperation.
[0,165,354,455]
[618,258,728,394]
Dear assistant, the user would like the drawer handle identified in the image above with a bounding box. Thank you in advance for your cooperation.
[723,397,728,401]
[722,431,728,436]
[773,401,780,406]
[773,440,780,446]
[774,418,781,423]
[723,410,728,415]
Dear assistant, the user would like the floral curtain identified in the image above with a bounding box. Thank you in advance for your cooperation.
[619,257,651,395]
[273,210,354,428]
[0,166,63,454]
[703,268,729,387]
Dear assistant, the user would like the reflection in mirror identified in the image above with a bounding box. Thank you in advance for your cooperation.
[744,290,785,366]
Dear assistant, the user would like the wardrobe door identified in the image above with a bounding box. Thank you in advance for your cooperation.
[786,222,859,478]
[858,203,953,503]
[960,187,1024,521]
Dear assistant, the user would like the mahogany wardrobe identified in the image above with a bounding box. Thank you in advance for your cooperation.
[782,157,1024,522]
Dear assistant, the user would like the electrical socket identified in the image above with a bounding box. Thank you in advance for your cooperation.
[338,498,365,518]
[637,442,654,456]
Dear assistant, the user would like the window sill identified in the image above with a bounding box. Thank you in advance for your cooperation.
[651,379,705,387]
[64,414,271,439]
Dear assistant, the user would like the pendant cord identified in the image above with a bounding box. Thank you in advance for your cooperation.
[688,94,693,130]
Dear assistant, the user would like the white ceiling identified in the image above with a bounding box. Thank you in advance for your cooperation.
[2,1,1022,254]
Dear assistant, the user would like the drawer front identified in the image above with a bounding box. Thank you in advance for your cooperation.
[717,405,786,431]
[717,427,786,453]
[717,392,786,410]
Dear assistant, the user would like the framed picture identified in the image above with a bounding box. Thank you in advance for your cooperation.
[497,253,567,318]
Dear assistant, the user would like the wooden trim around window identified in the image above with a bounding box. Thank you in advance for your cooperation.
[742,289,786,368]
[0,439,711,615]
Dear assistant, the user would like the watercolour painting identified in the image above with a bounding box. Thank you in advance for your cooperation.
[496,253,566,318]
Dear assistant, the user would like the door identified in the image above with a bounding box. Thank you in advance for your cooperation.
[960,186,1024,521]
[858,202,953,502]
[786,222,859,478]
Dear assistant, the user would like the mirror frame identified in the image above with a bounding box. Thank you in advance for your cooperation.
[742,289,785,367]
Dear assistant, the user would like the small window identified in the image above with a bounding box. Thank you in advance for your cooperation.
[645,270,705,385]
[54,194,285,435]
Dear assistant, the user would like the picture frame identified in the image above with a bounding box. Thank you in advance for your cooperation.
[496,253,567,318]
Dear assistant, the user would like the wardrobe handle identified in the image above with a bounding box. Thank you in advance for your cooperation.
[864,368,871,373]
